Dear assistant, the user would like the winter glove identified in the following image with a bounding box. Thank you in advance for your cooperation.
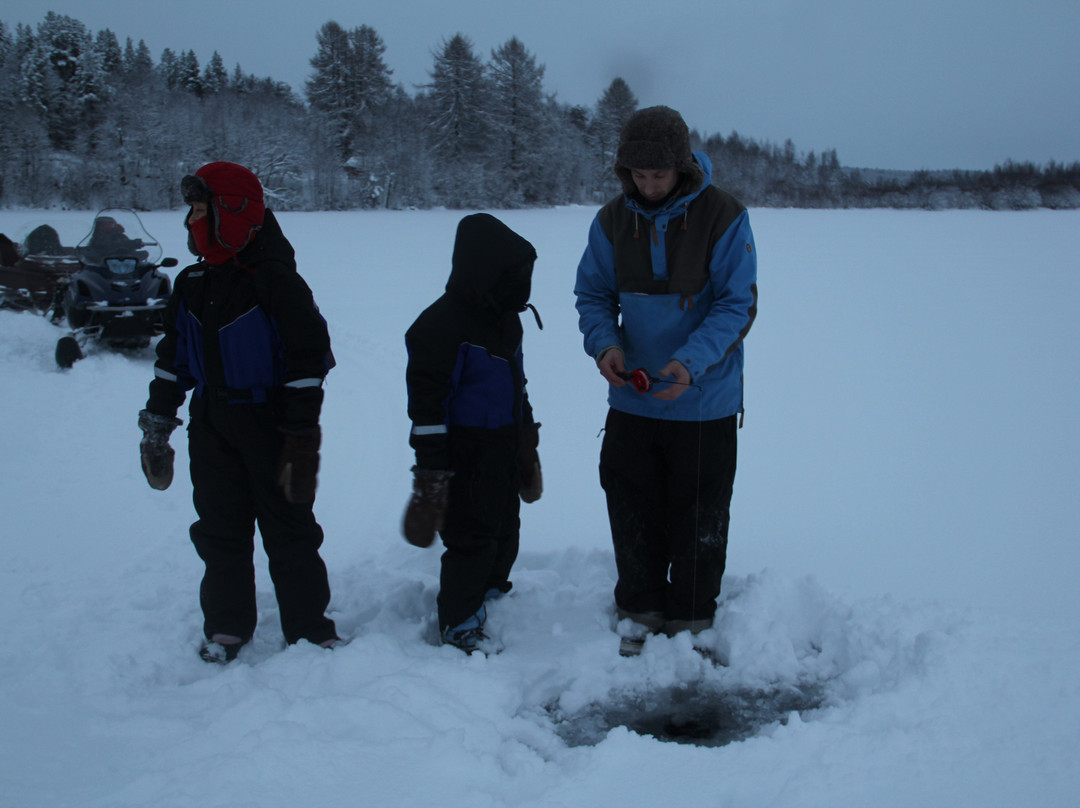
[519,422,542,504]
[277,428,321,504]
[138,409,182,491]
[402,467,453,548]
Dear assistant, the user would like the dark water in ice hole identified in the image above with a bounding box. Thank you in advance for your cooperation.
[550,681,825,748]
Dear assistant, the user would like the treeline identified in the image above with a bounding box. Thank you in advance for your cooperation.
[2,12,1078,211]
[704,133,1080,210]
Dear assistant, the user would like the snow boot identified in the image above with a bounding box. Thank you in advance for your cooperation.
[663,617,714,637]
[663,617,726,665]
[199,633,246,664]
[616,608,665,657]
[441,605,488,655]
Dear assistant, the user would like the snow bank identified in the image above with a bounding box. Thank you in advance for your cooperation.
[1,208,1078,807]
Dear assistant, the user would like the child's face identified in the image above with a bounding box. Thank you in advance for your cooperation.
[493,262,532,313]
[188,202,209,226]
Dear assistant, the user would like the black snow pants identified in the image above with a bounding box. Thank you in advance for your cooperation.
[437,429,521,631]
[599,408,737,622]
[186,394,337,646]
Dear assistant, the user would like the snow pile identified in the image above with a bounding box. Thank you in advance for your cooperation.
[1,208,1078,807]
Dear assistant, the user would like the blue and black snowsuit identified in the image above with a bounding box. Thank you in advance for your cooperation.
[145,210,337,646]
[575,152,758,623]
[405,214,538,632]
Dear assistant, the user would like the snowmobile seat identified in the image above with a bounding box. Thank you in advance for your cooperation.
[0,234,18,267]
[24,225,65,257]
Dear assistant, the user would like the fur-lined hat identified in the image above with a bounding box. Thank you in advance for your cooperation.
[614,105,704,198]
[181,162,265,258]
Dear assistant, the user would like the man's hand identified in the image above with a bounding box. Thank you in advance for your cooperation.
[597,346,627,387]
[652,360,692,401]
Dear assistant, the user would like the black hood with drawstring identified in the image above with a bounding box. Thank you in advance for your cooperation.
[446,213,537,320]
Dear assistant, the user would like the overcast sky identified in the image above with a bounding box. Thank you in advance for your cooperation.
[4,0,1078,170]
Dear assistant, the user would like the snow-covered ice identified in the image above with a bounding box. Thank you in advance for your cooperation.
[1,207,1078,807]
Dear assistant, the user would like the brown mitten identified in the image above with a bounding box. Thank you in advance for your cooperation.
[520,461,543,504]
[518,422,542,503]
[277,428,321,504]
[138,409,182,491]
[402,467,453,548]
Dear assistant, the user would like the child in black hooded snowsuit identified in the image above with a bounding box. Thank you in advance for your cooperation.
[402,213,541,654]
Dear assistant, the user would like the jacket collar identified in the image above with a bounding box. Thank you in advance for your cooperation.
[624,151,713,220]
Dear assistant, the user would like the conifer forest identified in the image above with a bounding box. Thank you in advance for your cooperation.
[2,12,1078,211]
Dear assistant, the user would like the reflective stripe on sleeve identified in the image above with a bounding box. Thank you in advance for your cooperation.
[154,368,178,382]
[411,424,448,436]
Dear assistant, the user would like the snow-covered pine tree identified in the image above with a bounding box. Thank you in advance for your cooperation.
[176,50,202,97]
[342,24,395,207]
[94,29,122,76]
[544,102,593,205]
[0,22,11,202]
[487,36,548,206]
[157,48,179,90]
[0,24,47,205]
[589,77,637,200]
[306,20,352,158]
[306,21,395,206]
[202,52,228,96]
[426,33,489,207]
[0,21,10,67]
[19,12,105,151]
[121,38,154,87]
[346,26,393,125]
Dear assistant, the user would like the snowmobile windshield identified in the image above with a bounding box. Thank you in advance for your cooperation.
[15,221,83,259]
[77,209,162,269]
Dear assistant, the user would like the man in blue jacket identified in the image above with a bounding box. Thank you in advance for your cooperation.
[574,106,758,654]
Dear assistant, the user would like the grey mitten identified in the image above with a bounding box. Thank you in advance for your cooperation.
[402,467,453,548]
[138,409,182,490]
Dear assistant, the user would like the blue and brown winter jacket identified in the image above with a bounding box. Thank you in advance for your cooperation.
[575,152,758,421]
[406,214,538,471]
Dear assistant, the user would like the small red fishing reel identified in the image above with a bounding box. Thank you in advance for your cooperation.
[618,368,655,394]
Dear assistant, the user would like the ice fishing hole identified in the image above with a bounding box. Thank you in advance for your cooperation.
[550,682,824,748]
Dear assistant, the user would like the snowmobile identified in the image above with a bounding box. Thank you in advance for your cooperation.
[52,209,178,369]
[0,224,82,314]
